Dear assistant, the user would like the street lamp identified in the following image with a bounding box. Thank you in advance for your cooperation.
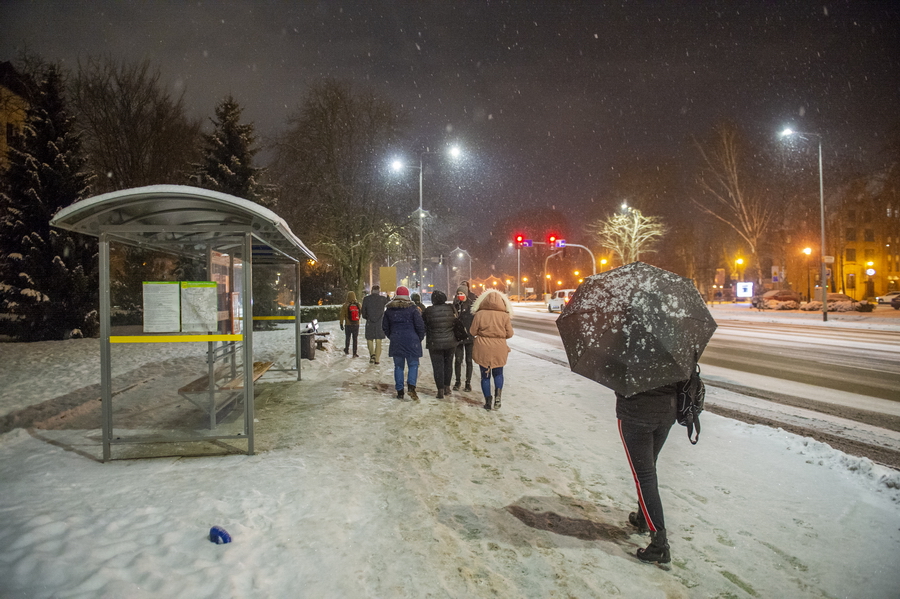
[451,246,472,282]
[803,247,812,301]
[391,145,463,295]
[781,128,828,321]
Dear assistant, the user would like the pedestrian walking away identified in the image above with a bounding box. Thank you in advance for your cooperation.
[339,291,362,357]
[382,286,426,401]
[452,281,477,391]
[617,381,681,564]
[362,285,389,364]
[469,288,513,410]
[411,292,426,314]
[422,289,458,399]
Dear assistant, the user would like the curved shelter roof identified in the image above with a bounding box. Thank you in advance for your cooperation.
[51,185,315,263]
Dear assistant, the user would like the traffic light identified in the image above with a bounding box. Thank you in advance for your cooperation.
[514,233,525,248]
[547,232,558,248]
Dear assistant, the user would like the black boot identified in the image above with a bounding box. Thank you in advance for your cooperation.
[494,388,502,409]
[397,389,404,400]
[453,381,461,391]
[464,382,472,392]
[444,386,452,396]
[629,510,649,534]
[436,388,444,399]
[483,396,493,410]
[637,530,670,564]
[407,384,419,401]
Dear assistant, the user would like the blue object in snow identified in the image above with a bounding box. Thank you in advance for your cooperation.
[209,526,232,544]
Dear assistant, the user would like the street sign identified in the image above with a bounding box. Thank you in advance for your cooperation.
[555,239,566,248]
[522,239,533,247]
[824,255,835,264]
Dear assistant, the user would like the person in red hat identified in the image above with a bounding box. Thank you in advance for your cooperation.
[382,286,426,400]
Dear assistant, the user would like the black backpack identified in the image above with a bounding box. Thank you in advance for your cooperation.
[676,364,705,444]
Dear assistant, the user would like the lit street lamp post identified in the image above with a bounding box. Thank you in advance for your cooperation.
[392,146,461,296]
[781,128,828,321]
[803,247,812,301]
[451,246,472,283]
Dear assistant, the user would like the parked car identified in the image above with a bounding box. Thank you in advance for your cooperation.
[876,291,900,304]
[892,295,900,310]
[547,289,576,313]
[751,289,801,308]
[826,293,855,303]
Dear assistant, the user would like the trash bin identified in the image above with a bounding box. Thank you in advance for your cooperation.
[300,332,316,360]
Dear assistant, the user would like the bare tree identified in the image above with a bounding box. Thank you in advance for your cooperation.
[70,57,201,193]
[587,206,667,265]
[693,122,774,284]
[270,80,407,296]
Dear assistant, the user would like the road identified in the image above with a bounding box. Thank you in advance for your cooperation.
[510,303,900,468]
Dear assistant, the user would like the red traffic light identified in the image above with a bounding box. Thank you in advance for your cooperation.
[514,233,525,247]
[547,232,559,247]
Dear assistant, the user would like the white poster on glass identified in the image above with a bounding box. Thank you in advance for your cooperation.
[142,282,181,333]
[180,281,218,332]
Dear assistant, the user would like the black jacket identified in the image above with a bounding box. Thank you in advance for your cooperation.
[452,291,476,344]
[423,290,458,351]
[615,382,678,426]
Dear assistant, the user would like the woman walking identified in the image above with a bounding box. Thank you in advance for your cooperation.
[382,286,426,400]
[617,382,679,563]
[422,290,458,399]
[469,288,513,410]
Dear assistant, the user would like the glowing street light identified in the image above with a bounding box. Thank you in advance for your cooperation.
[391,145,463,295]
[781,127,828,321]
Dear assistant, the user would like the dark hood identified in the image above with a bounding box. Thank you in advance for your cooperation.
[432,290,447,305]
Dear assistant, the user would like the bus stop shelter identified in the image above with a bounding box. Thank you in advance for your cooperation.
[51,185,316,461]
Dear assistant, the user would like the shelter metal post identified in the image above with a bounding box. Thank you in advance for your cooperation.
[99,233,112,462]
[296,262,302,381]
[243,233,255,455]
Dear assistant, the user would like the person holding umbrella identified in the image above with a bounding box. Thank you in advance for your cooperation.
[469,288,514,410]
[555,262,717,565]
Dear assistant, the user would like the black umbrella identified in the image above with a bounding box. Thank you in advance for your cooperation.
[556,262,717,397]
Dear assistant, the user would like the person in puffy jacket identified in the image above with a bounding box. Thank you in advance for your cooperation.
[422,290,458,399]
[469,288,513,410]
[382,286,426,400]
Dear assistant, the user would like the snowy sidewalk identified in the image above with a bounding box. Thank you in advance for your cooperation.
[1,324,899,598]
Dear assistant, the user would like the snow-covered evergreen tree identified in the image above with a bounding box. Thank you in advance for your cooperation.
[193,96,268,204]
[0,64,97,341]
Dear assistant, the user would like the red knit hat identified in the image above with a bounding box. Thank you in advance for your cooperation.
[395,286,411,299]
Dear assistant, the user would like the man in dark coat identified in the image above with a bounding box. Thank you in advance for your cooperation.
[382,286,426,400]
[422,290,458,399]
[452,281,477,391]
[362,285,389,364]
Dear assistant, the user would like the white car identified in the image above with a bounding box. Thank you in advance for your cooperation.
[548,289,576,313]
[876,291,900,304]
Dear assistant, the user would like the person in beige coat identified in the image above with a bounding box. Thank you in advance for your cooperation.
[469,288,514,410]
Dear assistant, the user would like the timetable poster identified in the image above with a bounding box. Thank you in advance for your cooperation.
[142,282,181,333]
[180,281,218,332]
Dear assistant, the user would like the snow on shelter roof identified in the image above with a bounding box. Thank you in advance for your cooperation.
[50,185,316,264]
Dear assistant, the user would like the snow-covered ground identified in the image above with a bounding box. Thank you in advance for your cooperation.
[1,313,899,598]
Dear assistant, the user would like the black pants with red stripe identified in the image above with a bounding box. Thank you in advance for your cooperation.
[618,418,674,533]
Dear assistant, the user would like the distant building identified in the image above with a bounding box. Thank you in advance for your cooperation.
[829,170,900,298]
[0,61,30,171]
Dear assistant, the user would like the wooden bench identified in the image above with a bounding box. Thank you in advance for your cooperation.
[314,331,330,350]
[178,359,274,427]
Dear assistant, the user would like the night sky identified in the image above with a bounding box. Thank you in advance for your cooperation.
[3,1,899,242]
